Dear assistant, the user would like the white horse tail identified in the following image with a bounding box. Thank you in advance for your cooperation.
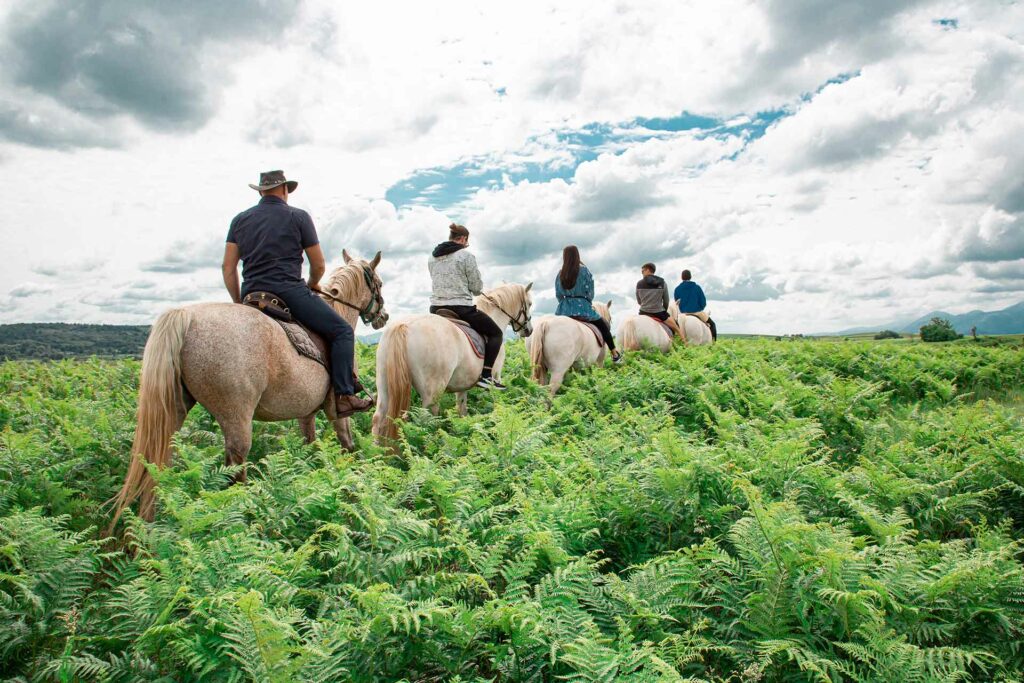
[620,317,641,351]
[109,307,192,530]
[529,318,550,382]
[375,322,412,446]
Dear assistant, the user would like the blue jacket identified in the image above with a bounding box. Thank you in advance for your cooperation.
[674,281,706,313]
[555,265,599,320]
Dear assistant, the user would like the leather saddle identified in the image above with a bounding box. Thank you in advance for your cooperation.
[243,291,328,367]
[569,316,604,347]
[431,309,486,359]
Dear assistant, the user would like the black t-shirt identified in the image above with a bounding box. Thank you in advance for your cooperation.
[226,195,319,293]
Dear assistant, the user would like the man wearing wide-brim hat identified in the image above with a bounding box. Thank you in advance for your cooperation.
[222,170,373,417]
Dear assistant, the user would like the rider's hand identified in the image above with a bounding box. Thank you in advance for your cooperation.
[308,282,323,293]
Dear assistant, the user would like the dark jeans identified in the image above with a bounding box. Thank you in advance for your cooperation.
[574,316,616,351]
[276,284,356,395]
[430,304,502,371]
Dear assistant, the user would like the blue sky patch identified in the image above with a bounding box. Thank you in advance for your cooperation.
[384,93,833,211]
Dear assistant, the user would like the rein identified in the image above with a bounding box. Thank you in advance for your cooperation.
[481,291,531,333]
[319,264,386,325]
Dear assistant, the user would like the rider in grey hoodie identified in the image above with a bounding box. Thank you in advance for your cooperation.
[427,223,506,390]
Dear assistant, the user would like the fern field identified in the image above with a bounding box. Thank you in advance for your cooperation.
[1,340,1023,682]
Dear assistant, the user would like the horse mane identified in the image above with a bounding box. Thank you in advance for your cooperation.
[592,301,610,324]
[322,260,367,299]
[477,283,527,314]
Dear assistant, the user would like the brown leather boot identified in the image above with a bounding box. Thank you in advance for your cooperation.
[336,393,374,417]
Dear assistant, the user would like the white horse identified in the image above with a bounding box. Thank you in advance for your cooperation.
[372,283,534,444]
[668,300,715,346]
[527,301,612,396]
[618,313,675,353]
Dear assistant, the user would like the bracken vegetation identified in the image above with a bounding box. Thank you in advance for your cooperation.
[1,340,1023,682]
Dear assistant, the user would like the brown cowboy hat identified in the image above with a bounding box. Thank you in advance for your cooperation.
[249,169,298,193]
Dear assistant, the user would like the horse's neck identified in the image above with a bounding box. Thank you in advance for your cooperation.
[478,296,511,329]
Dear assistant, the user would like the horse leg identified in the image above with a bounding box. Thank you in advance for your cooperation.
[218,417,253,484]
[299,413,317,444]
[332,416,355,451]
[456,391,468,417]
[549,370,567,397]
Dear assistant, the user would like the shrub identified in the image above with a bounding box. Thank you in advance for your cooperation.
[920,317,962,342]
[875,329,902,340]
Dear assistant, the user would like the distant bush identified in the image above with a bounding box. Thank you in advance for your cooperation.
[875,329,902,340]
[920,317,962,342]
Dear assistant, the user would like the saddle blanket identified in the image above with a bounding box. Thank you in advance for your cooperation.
[278,321,327,367]
[432,312,485,359]
[570,317,604,347]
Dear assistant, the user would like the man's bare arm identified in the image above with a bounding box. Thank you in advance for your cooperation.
[222,242,242,303]
[306,244,326,291]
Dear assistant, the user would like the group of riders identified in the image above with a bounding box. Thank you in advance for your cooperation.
[223,171,716,419]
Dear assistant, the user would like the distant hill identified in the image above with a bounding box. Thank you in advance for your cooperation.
[836,300,1024,336]
[1,322,388,360]
[0,324,151,361]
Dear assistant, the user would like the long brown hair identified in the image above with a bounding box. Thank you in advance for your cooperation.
[559,245,581,290]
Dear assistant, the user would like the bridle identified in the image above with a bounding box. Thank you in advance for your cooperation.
[319,264,387,326]
[481,291,532,335]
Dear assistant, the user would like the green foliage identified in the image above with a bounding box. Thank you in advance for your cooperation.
[874,330,902,340]
[921,318,963,343]
[1,340,1023,681]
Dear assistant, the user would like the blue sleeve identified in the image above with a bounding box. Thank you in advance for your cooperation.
[583,267,594,301]
[698,286,706,310]
[226,215,238,243]
[673,283,682,303]
[295,210,319,249]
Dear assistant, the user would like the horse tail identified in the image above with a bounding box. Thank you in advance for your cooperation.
[374,322,412,446]
[109,307,192,531]
[620,317,640,351]
[529,318,549,382]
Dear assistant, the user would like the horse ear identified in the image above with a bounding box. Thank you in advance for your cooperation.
[369,250,382,269]
[342,249,353,264]
[525,281,533,292]
[607,300,613,309]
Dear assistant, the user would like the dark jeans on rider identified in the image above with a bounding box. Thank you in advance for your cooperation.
[586,317,616,351]
[430,304,502,374]
[276,284,356,395]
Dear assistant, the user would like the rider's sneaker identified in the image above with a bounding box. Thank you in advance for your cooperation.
[336,393,374,417]
[612,352,624,364]
[475,376,507,390]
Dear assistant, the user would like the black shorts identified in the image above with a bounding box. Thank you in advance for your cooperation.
[642,311,670,322]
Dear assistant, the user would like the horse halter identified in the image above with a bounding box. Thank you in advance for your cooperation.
[320,264,387,327]
[482,292,532,335]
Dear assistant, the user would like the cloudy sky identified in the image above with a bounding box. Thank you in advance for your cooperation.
[1,0,1022,334]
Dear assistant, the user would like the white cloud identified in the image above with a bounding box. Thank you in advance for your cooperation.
[2,0,1023,333]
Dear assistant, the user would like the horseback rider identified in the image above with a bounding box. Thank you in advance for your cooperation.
[674,269,718,341]
[222,170,374,417]
[636,262,684,340]
[428,223,506,390]
[555,246,623,363]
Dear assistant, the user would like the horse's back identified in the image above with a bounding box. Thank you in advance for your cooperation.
[621,314,672,352]
[379,314,484,393]
[178,303,329,420]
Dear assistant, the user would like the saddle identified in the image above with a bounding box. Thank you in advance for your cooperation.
[432,309,485,359]
[243,291,327,367]
[569,317,604,347]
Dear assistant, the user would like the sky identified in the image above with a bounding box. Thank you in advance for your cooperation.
[0,0,1022,334]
